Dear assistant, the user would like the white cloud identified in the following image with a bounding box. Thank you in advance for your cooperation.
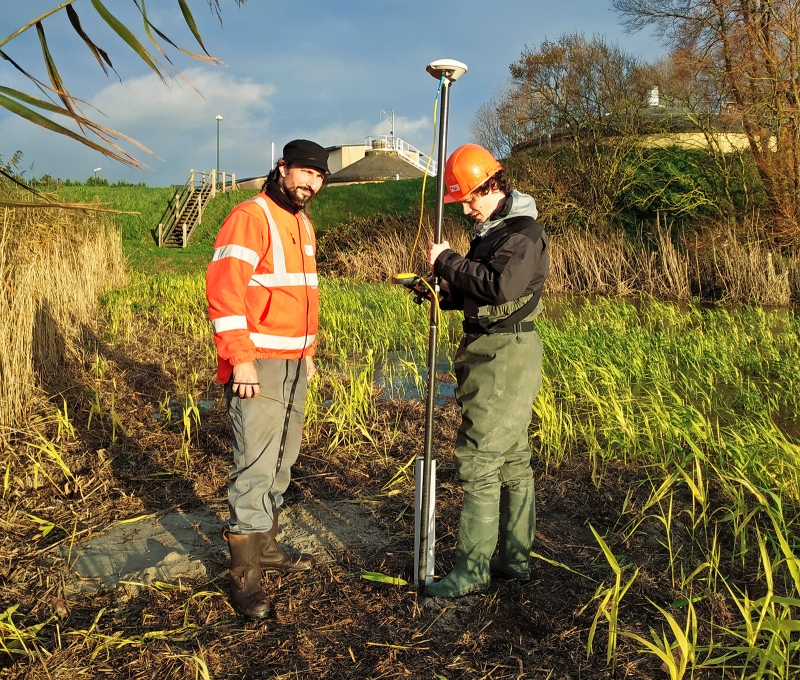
[302,120,373,148]
[91,67,275,136]
[369,116,431,147]
[0,67,279,183]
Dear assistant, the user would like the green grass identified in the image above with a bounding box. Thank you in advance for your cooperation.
[59,186,260,273]
[59,177,460,275]
[102,276,800,501]
[308,176,455,232]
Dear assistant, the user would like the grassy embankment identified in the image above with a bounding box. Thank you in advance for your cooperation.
[60,178,453,274]
[61,177,800,305]
[2,177,800,677]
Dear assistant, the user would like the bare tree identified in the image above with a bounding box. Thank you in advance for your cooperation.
[613,0,800,241]
[0,1,246,171]
[475,34,655,230]
[469,85,534,158]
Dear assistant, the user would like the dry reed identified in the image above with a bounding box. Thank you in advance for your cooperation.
[0,188,124,446]
[320,212,799,306]
[318,211,471,282]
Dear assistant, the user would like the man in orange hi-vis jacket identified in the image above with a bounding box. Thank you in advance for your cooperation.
[206,139,328,619]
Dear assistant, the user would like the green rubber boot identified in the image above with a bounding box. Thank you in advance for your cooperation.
[490,482,535,580]
[424,492,499,598]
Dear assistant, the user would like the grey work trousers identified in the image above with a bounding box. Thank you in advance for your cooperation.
[453,330,543,498]
[225,358,307,535]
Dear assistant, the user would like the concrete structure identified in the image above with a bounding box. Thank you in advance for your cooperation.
[327,150,427,185]
[326,136,436,184]
[513,100,761,155]
[641,131,767,152]
[235,176,267,190]
[326,144,369,174]
[217,135,437,190]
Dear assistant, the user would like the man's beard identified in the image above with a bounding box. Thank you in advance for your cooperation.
[280,178,313,207]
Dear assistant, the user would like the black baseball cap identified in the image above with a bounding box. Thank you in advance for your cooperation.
[282,139,329,174]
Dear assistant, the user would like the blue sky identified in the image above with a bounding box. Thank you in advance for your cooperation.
[1,1,665,186]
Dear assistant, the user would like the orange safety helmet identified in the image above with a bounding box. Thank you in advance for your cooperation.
[443,144,504,204]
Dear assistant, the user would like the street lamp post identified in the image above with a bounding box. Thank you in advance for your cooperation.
[215,115,223,188]
[93,167,102,179]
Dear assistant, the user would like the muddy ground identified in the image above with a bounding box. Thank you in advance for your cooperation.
[0,329,739,679]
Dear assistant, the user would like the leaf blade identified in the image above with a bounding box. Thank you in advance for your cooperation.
[0,91,142,168]
[35,21,77,116]
[90,0,165,81]
[177,0,211,55]
[360,570,408,586]
[65,5,115,77]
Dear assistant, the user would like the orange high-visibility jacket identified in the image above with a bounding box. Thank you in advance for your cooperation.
[206,193,319,384]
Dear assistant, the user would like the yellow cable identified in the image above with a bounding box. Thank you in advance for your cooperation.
[403,78,447,346]
[407,79,443,273]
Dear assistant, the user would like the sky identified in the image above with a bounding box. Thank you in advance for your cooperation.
[1,1,665,186]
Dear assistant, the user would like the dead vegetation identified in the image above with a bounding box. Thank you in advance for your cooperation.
[319,209,800,306]
[318,210,471,283]
[0,188,124,448]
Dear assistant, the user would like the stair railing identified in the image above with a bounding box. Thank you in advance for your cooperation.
[158,169,197,247]
[159,169,229,247]
[364,136,437,176]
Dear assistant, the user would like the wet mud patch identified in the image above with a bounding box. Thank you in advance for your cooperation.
[61,500,390,596]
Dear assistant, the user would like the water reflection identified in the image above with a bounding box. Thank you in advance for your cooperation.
[375,350,455,404]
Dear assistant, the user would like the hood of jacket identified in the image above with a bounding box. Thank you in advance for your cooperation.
[475,190,538,237]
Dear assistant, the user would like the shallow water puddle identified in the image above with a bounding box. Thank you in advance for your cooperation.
[374,351,455,403]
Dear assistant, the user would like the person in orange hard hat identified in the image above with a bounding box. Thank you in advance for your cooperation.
[425,143,549,598]
[207,139,328,618]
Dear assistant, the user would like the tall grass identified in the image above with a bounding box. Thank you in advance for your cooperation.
[58,178,800,307]
[318,211,471,282]
[100,273,800,501]
[533,298,800,495]
[0,188,124,446]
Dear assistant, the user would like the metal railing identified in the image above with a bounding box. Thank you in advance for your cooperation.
[364,136,437,176]
[158,168,237,248]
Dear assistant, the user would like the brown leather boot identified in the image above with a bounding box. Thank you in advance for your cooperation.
[259,508,315,573]
[224,530,274,619]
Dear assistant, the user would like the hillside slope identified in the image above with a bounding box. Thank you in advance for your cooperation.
[61,177,457,273]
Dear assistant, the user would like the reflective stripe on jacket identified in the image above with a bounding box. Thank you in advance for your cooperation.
[206,193,319,383]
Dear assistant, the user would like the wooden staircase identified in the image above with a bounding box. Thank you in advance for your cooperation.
[158,169,236,248]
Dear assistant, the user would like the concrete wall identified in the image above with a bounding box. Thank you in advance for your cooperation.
[641,132,775,153]
[327,145,368,174]
[236,177,267,190]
